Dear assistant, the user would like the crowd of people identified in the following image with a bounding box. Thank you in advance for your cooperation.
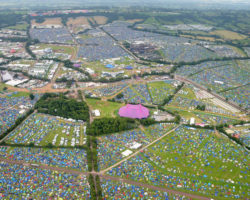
[30,28,74,44]
[102,179,192,200]
[176,60,249,109]
[162,44,216,63]
[0,93,39,135]
[148,81,177,104]
[92,83,128,97]
[97,124,175,170]
[0,147,88,171]
[5,113,86,147]
[107,126,249,199]
[77,33,128,61]
[0,162,90,199]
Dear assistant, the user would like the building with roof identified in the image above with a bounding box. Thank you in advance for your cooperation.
[119,104,149,119]
[1,71,13,82]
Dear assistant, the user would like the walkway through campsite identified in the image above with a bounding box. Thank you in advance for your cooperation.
[100,124,181,174]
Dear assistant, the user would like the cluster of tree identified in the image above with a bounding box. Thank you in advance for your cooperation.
[139,118,156,126]
[159,83,184,106]
[196,104,206,111]
[95,175,103,199]
[160,95,174,106]
[35,17,45,24]
[0,13,23,28]
[158,106,181,124]
[29,93,35,100]
[1,140,87,149]
[55,77,68,82]
[86,135,102,199]
[138,70,170,78]
[66,80,73,88]
[96,76,130,83]
[25,40,37,59]
[217,126,249,150]
[88,174,97,199]
[85,95,101,100]
[86,117,137,136]
[77,90,84,101]
[187,120,249,150]
[0,37,28,42]
[35,93,89,121]
[87,174,102,200]
[123,41,131,49]
[63,59,91,80]
[115,93,124,99]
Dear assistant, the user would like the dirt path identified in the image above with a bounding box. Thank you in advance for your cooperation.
[100,124,181,174]
[0,157,87,175]
[98,174,210,200]
[0,157,209,199]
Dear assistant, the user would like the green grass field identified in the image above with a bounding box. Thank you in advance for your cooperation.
[86,98,124,118]
[8,91,30,98]
[36,44,76,55]
[6,23,28,31]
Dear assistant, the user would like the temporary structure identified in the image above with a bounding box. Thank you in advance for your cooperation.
[119,104,149,119]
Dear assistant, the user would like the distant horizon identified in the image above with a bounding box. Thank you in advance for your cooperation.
[0,0,250,10]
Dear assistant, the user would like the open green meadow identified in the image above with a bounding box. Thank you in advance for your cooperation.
[86,98,123,118]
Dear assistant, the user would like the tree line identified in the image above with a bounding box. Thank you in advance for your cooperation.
[86,117,137,136]
[35,93,90,121]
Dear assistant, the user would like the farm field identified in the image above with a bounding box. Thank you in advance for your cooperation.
[210,30,247,40]
[67,16,91,33]
[6,23,29,30]
[93,16,108,25]
[31,18,63,27]
[67,16,90,26]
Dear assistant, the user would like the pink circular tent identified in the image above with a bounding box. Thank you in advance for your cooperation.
[119,104,149,119]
